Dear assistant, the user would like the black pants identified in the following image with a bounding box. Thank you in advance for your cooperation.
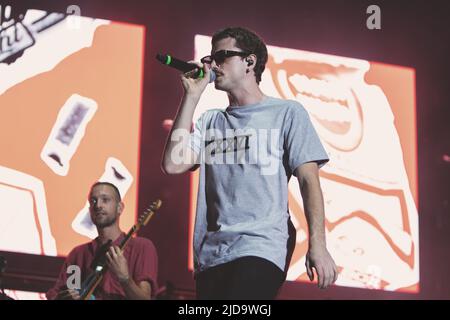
[196,256,285,300]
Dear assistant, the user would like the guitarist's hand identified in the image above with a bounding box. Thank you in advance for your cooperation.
[106,246,130,283]
[55,289,81,300]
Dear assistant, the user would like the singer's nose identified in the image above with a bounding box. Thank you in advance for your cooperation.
[210,59,219,69]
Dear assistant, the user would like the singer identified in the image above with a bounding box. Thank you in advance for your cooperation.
[161,26,337,300]
[46,182,158,300]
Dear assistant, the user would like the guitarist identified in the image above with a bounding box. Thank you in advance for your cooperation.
[46,182,158,300]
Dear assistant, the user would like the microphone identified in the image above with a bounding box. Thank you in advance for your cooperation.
[156,53,216,82]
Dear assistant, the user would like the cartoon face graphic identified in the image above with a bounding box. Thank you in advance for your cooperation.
[0,10,144,256]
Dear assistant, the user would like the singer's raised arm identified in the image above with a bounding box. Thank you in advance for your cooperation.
[161,62,212,174]
[161,95,200,174]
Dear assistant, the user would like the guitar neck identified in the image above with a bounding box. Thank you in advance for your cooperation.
[118,209,155,250]
[118,225,137,250]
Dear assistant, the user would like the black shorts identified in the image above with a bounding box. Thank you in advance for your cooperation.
[196,256,285,300]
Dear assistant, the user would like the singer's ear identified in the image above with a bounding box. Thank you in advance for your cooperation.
[246,54,257,67]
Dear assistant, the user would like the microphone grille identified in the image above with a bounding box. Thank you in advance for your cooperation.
[209,70,216,83]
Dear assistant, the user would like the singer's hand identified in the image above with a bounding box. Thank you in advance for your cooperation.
[181,61,211,97]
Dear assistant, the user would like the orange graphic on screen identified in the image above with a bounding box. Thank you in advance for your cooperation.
[188,35,419,293]
[0,10,145,256]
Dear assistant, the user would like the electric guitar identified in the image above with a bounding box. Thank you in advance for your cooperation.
[78,199,162,300]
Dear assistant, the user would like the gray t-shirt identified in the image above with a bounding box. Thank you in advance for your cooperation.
[189,96,329,274]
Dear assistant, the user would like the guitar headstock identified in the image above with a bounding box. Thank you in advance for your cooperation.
[137,199,162,228]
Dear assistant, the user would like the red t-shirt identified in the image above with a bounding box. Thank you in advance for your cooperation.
[46,233,158,300]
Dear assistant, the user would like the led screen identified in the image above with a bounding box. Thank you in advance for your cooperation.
[0,10,145,257]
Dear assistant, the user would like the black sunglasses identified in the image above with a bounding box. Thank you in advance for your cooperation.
[201,50,250,65]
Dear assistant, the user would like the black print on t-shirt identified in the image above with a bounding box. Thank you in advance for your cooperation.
[205,134,251,156]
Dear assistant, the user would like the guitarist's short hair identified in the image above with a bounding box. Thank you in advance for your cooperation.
[89,181,121,202]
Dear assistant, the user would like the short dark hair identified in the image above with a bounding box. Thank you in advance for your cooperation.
[212,27,268,84]
[89,181,121,202]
